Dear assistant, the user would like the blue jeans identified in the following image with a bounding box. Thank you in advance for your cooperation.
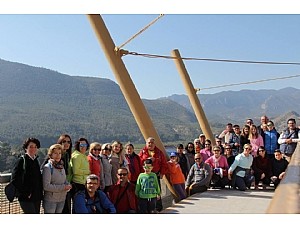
[43,200,65,214]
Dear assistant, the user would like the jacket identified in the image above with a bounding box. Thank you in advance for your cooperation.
[125,152,143,182]
[74,189,116,213]
[70,150,90,185]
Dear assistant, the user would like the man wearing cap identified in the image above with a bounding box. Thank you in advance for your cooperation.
[198,134,206,150]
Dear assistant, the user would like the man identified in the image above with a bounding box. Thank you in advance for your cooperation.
[73,174,116,213]
[219,123,234,144]
[138,137,168,212]
[228,124,241,156]
[270,149,289,188]
[107,168,138,213]
[263,121,280,159]
[257,115,269,137]
[198,134,206,149]
[185,153,212,196]
[278,118,300,161]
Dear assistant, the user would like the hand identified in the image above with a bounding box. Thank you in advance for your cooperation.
[261,173,265,179]
[228,173,232,180]
[279,172,285,179]
[65,184,72,191]
[286,138,293,144]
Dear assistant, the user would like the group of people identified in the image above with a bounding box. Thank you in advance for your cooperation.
[9,116,298,213]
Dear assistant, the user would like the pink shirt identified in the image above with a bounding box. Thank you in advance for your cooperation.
[250,135,264,157]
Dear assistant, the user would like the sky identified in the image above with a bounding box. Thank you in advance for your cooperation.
[0,3,300,100]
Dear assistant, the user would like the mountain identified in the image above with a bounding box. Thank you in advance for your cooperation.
[0,58,198,146]
[0,58,299,147]
[166,88,300,125]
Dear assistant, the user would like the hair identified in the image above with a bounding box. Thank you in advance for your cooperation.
[144,158,153,165]
[185,142,195,155]
[111,140,125,165]
[57,134,72,158]
[48,144,63,157]
[274,149,282,154]
[213,145,221,151]
[118,167,129,174]
[287,118,296,124]
[205,139,211,145]
[233,124,240,129]
[22,137,41,151]
[243,143,252,150]
[249,125,258,139]
[177,143,184,149]
[146,137,155,142]
[89,142,101,154]
[241,125,250,136]
[125,143,134,149]
[86,174,99,183]
[74,137,89,151]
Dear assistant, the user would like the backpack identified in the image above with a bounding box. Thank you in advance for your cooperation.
[5,155,25,202]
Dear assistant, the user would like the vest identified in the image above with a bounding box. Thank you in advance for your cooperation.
[279,128,299,155]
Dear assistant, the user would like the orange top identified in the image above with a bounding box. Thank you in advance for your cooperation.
[167,161,185,184]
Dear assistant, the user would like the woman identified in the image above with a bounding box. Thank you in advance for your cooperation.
[240,125,250,152]
[184,142,195,172]
[228,143,254,191]
[69,137,90,200]
[11,137,43,213]
[124,143,143,185]
[42,144,72,213]
[205,145,229,188]
[109,140,128,185]
[100,143,113,193]
[252,146,272,189]
[57,134,73,214]
[249,125,264,157]
[87,142,105,190]
[200,139,213,162]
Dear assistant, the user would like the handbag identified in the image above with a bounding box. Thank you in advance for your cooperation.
[5,155,26,202]
[4,182,19,203]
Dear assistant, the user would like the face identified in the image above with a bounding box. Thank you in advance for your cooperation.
[92,146,101,156]
[243,145,252,155]
[125,145,134,154]
[224,146,232,156]
[102,146,111,156]
[213,148,221,158]
[246,120,253,126]
[61,137,71,151]
[261,116,268,124]
[112,143,121,153]
[194,155,202,163]
[176,147,184,154]
[194,140,200,147]
[86,179,99,194]
[274,152,282,161]
[117,169,129,183]
[216,139,221,145]
[205,142,211,149]
[79,140,88,153]
[251,127,257,134]
[143,164,153,173]
[258,148,265,157]
[227,125,233,131]
[267,122,274,130]
[288,120,296,129]
[170,156,178,162]
[243,127,249,134]
[199,136,206,143]
[26,142,38,155]
[234,127,240,134]
[187,144,194,151]
[51,148,62,162]
[146,139,155,150]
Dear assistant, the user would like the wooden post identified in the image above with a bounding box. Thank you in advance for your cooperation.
[86,14,176,196]
[171,49,215,144]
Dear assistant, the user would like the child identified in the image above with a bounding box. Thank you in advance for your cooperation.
[167,152,186,202]
[135,158,161,213]
[270,149,289,188]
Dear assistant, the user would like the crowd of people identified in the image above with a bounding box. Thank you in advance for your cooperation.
[9,116,299,214]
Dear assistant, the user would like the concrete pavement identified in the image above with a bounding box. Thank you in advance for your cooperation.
[161,188,275,214]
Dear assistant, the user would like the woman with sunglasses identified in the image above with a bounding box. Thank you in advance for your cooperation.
[87,142,105,190]
[100,143,113,193]
[69,137,90,205]
[228,143,254,191]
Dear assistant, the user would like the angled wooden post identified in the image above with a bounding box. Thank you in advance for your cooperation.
[171,49,215,144]
[87,14,176,196]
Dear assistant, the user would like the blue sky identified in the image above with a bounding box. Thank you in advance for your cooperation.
[1,13,300,99]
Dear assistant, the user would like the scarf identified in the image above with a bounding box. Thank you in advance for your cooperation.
[89,152,101,160]
[49,158,64,170]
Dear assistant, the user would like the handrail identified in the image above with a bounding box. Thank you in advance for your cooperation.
[266,143,300,213]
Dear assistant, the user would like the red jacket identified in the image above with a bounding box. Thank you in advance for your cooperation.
[125,152,143,182]
[138,146,168,176]
[107,181,138,213]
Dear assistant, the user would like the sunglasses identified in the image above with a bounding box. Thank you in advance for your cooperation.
[244,148,251,150]
[213,149,220,152]
[117,173,128,176]
[93,148,101,151]
[195,158,201,161]
[80,143,88,147]
[62,140,71,144]
[259,150,265,152]
[143,166,153,169]
[225,148,231,149]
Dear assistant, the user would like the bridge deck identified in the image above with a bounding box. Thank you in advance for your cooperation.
[161,188,275,214]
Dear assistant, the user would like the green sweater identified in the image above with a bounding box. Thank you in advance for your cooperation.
[70,150,90,185]
[135,172,161,199]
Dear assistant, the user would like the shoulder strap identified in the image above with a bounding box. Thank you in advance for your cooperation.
[115,183,130,207]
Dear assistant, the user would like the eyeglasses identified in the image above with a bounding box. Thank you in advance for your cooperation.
[143,166,153,169]
[225,147,231,150]
[213,150,220,152]
[80,143,88,147]
[62,140,71,144]
[93,148,101,151]
[195,158,201,161]
[244,148,251,150]
[117,173,128,176]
